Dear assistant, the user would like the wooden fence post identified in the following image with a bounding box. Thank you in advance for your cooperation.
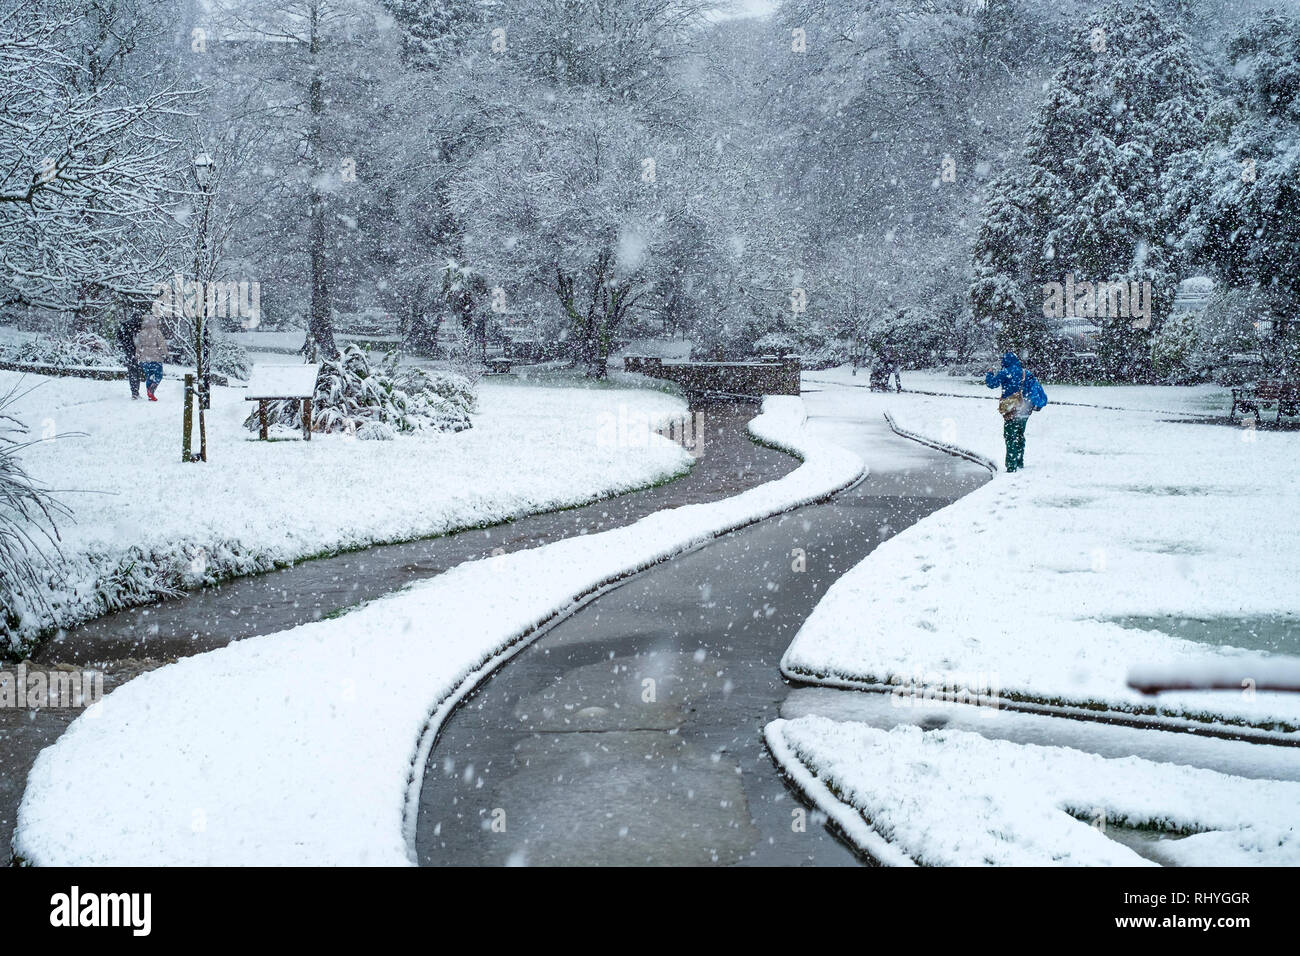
[182,374,194,462]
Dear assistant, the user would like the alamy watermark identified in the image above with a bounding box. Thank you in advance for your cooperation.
[1043,273,1152,329]
[889,669,1002,715]
[0,662,103,710]
[152,273,262,329]
[50,886,151,936]
[596,405,705,455]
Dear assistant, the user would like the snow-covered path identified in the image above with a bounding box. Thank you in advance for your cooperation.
[0,402,795,856]
[15,378,1295,867]
[414,397,987,865]
[12,396,868,865]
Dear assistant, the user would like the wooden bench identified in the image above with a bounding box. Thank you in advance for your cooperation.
[244,364,321,440]
[1231,380,1300,423]
[484,356,513,375]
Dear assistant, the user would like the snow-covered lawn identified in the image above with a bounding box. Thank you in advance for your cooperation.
[766,715,1300,866]
[2,369,693,651]
[13,396,865,865]
[786,374,1300,735]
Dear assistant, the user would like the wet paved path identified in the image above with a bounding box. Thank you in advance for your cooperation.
[2,402,791,858]
[415,392,990,866]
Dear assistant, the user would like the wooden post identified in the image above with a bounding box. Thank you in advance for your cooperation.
[302,397,312,441]
[258,399,269,440]
[198,388,208,462]
[182,374,194,462]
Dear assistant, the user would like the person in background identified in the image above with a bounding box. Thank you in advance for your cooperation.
[115,308,144,399]
[883,349,902,392]
[133,314,169,402]
[869,348,903,392]
[985,352,1048,472]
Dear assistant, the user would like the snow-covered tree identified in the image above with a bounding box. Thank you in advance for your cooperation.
[970,172,1038,357]
[381,0,482,70]
[203,0,399,357]
[449,95,675,375]
[971,0,1212,377]
[1175,8,1300,372]
[0,0,194,312]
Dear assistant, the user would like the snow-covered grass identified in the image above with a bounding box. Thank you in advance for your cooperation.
[12,396,865,865]
[766,715,1300,866]
[0,369,694,653]
[783,380,1300,735]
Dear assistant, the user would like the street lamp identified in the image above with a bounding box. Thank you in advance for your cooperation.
[183,152,215,463]
[193,152,215,412]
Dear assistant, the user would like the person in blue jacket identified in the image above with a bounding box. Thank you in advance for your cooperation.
[985,352,1047,472]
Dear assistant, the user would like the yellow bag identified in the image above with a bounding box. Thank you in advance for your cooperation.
[997,369,1029,421]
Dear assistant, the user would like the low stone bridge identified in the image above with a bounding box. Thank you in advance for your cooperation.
[623,355,801,399]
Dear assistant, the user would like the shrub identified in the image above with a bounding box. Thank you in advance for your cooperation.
[0,383,67,653]
[870,306,945,367]
[1151,310,1201,381]
[0,331,118,368]
[244,345,476,439]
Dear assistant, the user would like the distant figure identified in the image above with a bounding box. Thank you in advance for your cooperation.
[115,309,144,399]
[870,349,902,392]
[884,351,902,392]
[985,352,1048,472]
[133,315,169,402]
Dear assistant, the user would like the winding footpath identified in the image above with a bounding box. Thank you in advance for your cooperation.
[414,390,989,865]
[6,386,992,865]
[1,402,793,858]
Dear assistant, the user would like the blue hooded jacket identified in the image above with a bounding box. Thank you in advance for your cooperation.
[985,353,1047,412]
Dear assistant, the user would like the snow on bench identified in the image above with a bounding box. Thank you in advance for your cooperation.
[244,363,321,441]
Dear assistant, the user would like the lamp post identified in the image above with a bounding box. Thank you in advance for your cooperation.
[193,152,215,409]
[186,151,215,462]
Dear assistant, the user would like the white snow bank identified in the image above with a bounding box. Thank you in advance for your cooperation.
[1,371,693,651]
[783,385,1300,734]
[14,396,865,865]
[767,715,1300,866]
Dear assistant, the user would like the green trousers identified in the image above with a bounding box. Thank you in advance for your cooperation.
[1004,418,1027,472]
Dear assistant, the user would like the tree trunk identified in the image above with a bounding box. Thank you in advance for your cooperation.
[308,191,335,358]
[305,3,337,359]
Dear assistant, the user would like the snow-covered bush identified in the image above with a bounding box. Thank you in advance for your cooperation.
[0,384,67,654]
[753,331,808,360]
[0,331,118,369]
[245,345,475,439]
[212,336,252,380]
[1150,310,1201,381]
[870,306,946,367]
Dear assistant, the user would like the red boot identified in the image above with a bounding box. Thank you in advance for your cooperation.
[147,389,157,402]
